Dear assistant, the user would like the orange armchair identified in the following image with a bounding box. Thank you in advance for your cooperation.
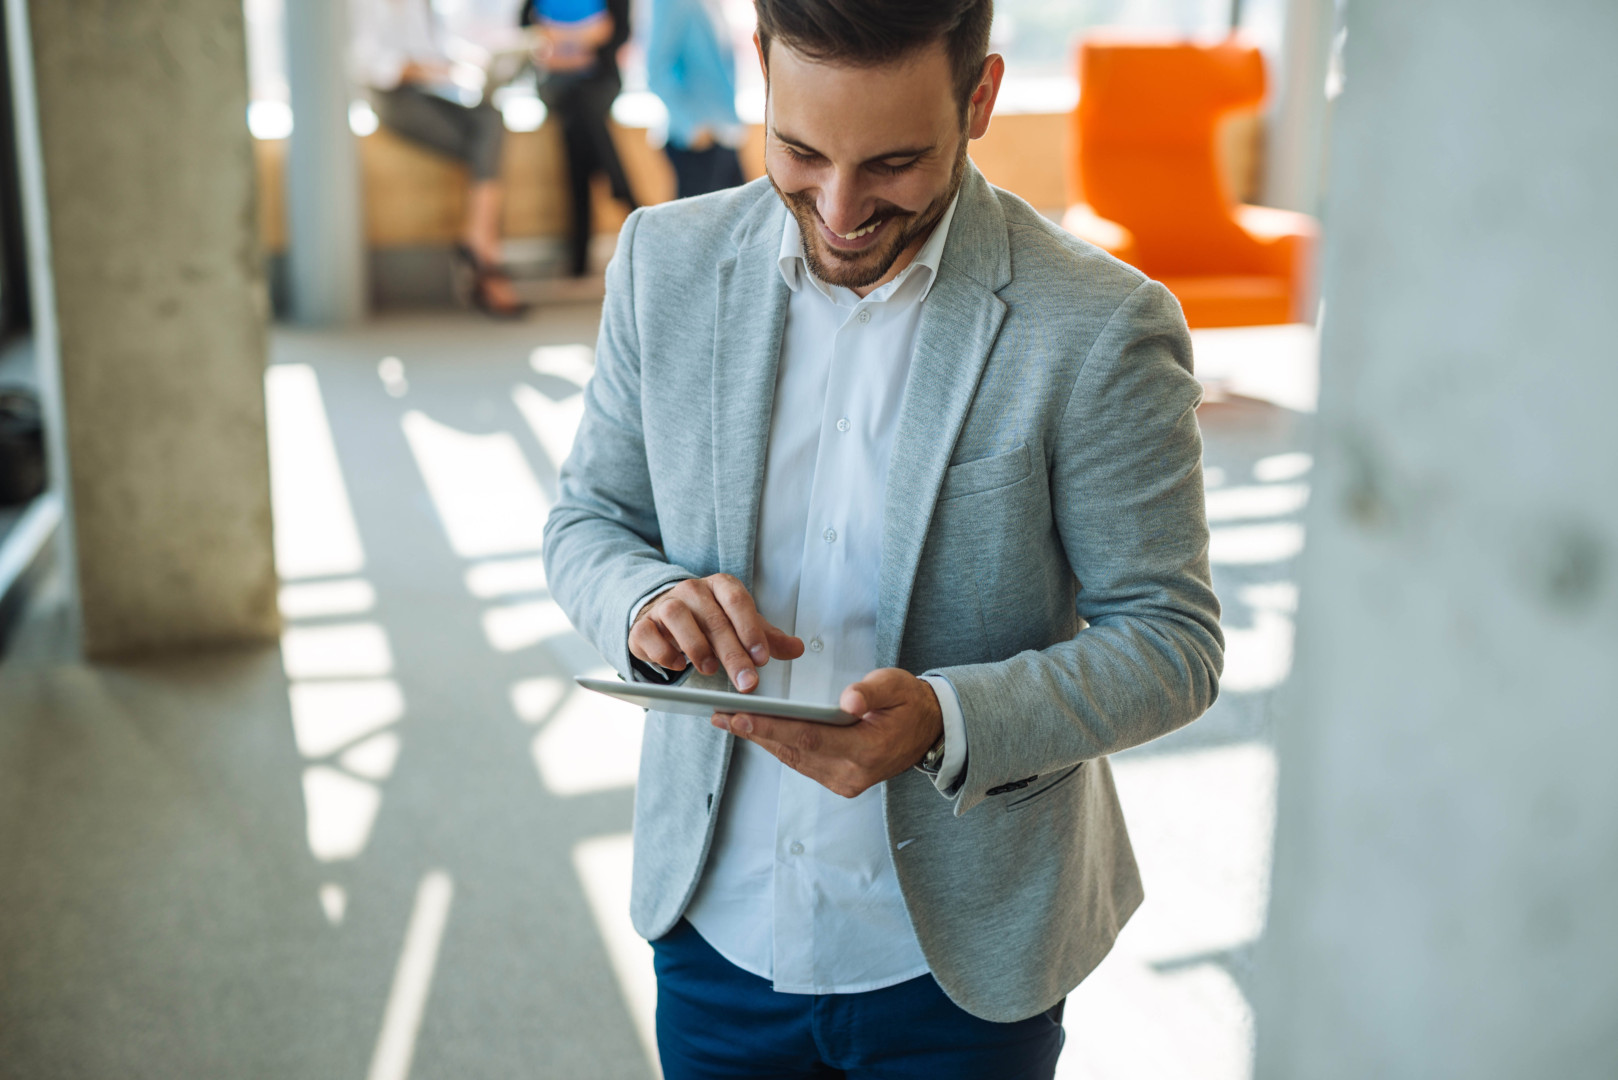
[1062,35,1318,327]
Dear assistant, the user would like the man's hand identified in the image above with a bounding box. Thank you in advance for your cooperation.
[630,574,803,691]
[712,668,943,798]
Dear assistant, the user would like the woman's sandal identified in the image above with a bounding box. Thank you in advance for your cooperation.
[453,243,531,320]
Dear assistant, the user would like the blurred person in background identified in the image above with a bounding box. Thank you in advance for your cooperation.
[647,0,747,199]
[351,0,530,317]
[525,0,640,277]
[531,0,612,67]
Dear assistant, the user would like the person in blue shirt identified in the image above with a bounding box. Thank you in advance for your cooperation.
[647,0,747,199]
[525,0,638,277]
[532,0,610,69]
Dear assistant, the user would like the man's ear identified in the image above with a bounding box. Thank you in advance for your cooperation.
[967,54,1006,140]
[753,31,768,81]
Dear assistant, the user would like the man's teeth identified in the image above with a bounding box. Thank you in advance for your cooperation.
[837,220,882,240]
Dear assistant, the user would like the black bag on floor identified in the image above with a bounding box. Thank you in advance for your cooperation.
[0,386,45,507]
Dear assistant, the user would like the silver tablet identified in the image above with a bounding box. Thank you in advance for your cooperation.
[575,676,860,726]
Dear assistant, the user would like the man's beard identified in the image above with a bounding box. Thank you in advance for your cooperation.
[770,135,968,290]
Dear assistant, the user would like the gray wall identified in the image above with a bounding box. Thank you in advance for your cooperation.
[1257,2,1618,1076]
[7,0,278,657]
[1263,0,1335,213]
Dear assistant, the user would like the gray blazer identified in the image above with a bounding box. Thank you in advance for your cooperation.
[542,164,1223,1023]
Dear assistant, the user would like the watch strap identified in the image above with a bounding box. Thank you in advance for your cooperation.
[916,730,947,775]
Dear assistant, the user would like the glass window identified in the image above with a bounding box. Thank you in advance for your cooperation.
[994,0,1287,80]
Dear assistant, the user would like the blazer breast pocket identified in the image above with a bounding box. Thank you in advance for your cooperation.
[939,444,1032,501]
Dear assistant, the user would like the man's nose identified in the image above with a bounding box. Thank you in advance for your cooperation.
[817,172,876,236]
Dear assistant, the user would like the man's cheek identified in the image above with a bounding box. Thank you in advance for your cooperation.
[765,156,811,192]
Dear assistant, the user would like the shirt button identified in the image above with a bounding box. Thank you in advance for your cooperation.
[823,527,837,544]
[836,417,851,433]
[808,636,823,653]
[857,309,871,324]
[789,842,805,856]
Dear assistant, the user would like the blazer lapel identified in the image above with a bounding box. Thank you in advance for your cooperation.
[875,167,1012,668]
[711,234,791,589]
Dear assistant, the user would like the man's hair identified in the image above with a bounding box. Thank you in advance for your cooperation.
[754,0,994,117]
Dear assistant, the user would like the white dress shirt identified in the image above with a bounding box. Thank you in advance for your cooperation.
[680,196,970,994]
[350,0,527,90]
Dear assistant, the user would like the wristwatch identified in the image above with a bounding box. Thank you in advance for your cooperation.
[917,730,947,776]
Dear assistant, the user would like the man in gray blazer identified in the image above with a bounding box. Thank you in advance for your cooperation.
[543,0,1223,1075]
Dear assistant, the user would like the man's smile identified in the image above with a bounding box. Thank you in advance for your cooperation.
[817,213,894,253]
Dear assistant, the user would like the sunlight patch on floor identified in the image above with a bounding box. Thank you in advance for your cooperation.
[574,834,662,1079]
[533,687,645,796]
[279,578,377,618]
[1220,608,1294,694]
[1210,522,1306,566]
[266,364,365,579]
[268,363,408,907]
[1057,743,1277,1080]
[482,598,576,653]
[513,382,588,471]
[303,765,385,862]
[510,675,569,723]
[368,871,456,1080]
[402,410,551,559]
[320,883,349,925]
[1253,451,1313,483]
[341,731,403,780]
[281,622,395,680]
[466,555,549,598]
[1190,324,1319,414]
[1205,483,1310,523]
[288,679,405,758]
[530,343,596,388]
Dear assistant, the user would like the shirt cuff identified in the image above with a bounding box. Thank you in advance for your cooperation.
[920,674,968,796]
[626,583,683,684]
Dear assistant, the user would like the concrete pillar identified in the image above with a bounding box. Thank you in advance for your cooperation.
[4,0,279,658]
[284,0,367,325]
[1262,0,1334,213]
[1257,2,1618,1077]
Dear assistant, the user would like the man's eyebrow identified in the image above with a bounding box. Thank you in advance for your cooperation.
[771,128,935,164]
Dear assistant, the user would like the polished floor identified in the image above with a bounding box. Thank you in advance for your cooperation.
[0,307,1314,1079]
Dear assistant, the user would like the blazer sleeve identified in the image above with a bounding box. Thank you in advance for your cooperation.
[932,279,1225,815]
[542,209,696,680]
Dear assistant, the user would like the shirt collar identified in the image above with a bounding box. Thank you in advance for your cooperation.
[777,191,960,305]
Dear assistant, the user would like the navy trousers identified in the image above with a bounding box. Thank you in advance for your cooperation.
[651,920,1066,1080]
[665,144,746,201]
